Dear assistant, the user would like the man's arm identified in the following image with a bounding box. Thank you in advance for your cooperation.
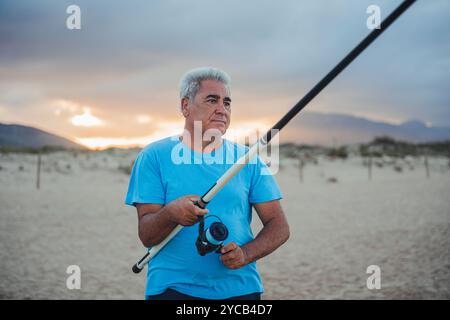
[136,203,176,248]
[136,195,209,248]
[220,200,290,269]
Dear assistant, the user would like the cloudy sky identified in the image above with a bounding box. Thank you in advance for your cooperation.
[0,0,449,148]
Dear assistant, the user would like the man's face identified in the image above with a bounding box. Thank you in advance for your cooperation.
[182,79,231,135]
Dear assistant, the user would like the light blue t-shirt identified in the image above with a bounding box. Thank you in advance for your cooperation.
[125,136,282,299]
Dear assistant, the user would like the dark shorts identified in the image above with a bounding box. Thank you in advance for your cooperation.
[147,288,261,300]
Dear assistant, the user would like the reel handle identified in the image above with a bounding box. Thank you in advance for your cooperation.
[215,244,224,254]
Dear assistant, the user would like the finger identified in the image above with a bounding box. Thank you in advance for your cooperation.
[192,202,208,213]
[221,249,236,259]
[183,213,198,225]
[187,199,203,209]
[189,203,208,214]
[194,207,209,216]
[220,254,235,265]
[221,242,237,254]
[221,252,238,264]
[220,257,240,269]
[188,216,198,224]
[186,195,200,202]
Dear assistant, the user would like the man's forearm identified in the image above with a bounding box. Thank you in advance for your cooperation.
[139,206,178,247]
[241,217,290,264]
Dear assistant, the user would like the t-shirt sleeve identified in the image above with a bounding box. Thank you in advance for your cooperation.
[125,149,166,206]
[249,155,283,204]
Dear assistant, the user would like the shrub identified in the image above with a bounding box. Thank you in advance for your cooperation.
[327,147,348,159]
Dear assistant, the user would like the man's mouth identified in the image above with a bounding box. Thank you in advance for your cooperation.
[211,119,226,124]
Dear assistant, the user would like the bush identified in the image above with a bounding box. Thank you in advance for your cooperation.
[118,160,135,175]
[0,145,69,154]
[327,147,348,159]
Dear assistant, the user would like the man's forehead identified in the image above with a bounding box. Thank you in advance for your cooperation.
[198,80,230,96]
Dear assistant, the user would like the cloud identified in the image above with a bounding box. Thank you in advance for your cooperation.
[0,0,449,141]
[136,115,152,124]
[70,108,104,127]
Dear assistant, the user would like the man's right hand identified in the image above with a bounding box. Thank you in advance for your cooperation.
[166,195,209,226]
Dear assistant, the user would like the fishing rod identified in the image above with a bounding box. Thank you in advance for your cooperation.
[132,0,416,273]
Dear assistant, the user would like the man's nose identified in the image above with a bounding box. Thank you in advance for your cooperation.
[214,100,228,113]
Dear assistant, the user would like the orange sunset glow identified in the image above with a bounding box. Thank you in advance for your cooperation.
[1,1,448,151]
[74,119,272,150]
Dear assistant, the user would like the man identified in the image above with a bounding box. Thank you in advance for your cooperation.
[125,67,289,300]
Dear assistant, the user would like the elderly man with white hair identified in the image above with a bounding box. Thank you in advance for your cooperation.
[125,67,289,300]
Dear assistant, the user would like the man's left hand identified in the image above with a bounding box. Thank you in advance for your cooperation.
[220,242,249,269]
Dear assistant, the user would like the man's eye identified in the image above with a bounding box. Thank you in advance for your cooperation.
[207,99,217,103]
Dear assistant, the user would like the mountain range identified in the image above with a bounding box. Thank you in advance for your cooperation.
[280,112,450,146]
[1,112,450,149]
[0,123,84,149]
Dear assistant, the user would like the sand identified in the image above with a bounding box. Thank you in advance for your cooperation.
[0,150,449,299]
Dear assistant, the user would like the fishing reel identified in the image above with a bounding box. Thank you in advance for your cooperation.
[195,215,229,256]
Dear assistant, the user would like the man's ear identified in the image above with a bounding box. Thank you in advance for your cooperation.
[181,98,190,117]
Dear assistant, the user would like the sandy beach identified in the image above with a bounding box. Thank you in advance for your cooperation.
[0,150,449,299]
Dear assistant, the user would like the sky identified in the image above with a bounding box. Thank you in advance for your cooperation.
[0,0,449,149]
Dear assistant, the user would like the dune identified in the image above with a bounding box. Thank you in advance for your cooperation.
[0,150,449,299]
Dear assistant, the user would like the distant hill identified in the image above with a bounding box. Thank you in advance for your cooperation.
[280,112,450,146]
[2,114,450,150]
[0,123,84,149]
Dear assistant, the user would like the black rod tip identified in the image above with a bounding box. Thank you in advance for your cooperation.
[132,264,143,274]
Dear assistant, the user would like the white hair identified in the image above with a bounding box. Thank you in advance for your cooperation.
[179,67,231,106]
